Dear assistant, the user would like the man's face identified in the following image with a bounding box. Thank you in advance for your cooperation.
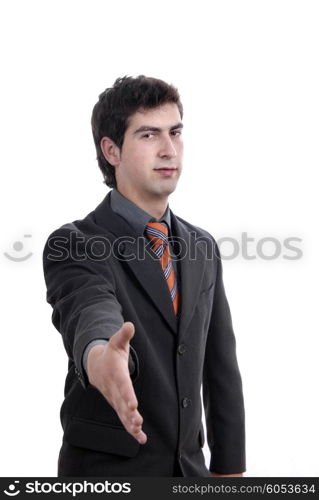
[115,103,183,203]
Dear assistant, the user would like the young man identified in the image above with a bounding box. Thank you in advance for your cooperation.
[43,75,246,477]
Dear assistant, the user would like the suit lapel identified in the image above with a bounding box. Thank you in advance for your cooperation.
[171,212,206,338]
[94,192,177,334]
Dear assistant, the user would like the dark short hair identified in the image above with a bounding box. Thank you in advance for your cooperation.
[91,75,183,188]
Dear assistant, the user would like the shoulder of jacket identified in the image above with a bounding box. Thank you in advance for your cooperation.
[174,214,217,243]
[44,210,107,243]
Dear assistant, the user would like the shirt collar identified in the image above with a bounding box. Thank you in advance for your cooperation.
[110,188,171,236]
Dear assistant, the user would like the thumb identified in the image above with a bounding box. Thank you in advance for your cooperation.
[111,321,135,350]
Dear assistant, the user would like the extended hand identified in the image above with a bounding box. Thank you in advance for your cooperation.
[87,321,147,445]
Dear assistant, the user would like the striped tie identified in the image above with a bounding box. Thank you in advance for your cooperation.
[145,222,180,315]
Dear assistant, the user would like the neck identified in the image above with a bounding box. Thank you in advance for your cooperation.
[116,188,169,219]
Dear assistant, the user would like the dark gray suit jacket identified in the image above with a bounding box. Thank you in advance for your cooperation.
[43,191,245,476]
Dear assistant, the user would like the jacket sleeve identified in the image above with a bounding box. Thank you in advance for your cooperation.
[202,240,246,474]
[42,225,137,388]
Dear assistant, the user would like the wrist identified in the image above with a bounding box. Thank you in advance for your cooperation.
[87,344,106,381]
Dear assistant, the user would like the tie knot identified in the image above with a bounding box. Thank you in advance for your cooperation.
[145,222,169,245]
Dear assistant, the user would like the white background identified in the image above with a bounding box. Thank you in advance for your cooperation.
[1,0,318,477]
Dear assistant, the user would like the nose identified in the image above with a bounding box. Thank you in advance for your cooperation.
[158,135,177,159]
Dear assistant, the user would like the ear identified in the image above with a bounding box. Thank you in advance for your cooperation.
[100,137,121,167]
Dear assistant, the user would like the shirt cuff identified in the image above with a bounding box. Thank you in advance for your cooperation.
[82,339,108,374]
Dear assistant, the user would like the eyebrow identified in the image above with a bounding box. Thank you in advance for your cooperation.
[132,122,184,135]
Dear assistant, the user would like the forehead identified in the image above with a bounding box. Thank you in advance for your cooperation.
[126,103,182,131]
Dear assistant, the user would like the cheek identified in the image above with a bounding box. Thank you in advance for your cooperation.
[124,144,149,164]
[173,140,183,161]
[120,142,156,177]
[132,149,155,172]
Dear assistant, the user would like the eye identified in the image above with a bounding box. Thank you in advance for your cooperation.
[171,129,182,137]
[142,132,155,139]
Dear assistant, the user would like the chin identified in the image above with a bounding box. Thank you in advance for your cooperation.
[157,184,178,197]
[144,179,179,199]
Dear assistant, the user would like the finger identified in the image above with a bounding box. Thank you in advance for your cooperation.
[116,406,147,444]
[135,429,147,444]
[111,322,135,351]
[129,417,142,433]
[129,410,143,429]
[105,366,141,421]
[115,400,144,432]
[131,414,143,427]
[117,375,139,410]
[126,417,147,444]
[131,424,142,434]
[117,398,143,428]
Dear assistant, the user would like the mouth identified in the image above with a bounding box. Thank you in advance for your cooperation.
[154,167,178,177]
[154,167,178,172]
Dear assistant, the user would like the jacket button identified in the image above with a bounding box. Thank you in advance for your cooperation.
[182,397,192,408]
[178,344,187,355]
